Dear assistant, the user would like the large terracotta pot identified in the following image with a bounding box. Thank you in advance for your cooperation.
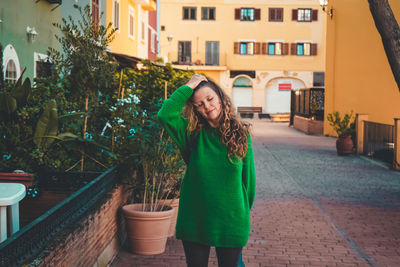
[122,203,174,255]
[336,135,354,155]
[0,172,34,187]
[158,198,179,237]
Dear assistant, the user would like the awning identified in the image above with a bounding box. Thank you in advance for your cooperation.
[109,52,142,70]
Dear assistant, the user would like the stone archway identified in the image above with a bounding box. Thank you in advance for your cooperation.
[231,76,254,111]
[264,77,306,114]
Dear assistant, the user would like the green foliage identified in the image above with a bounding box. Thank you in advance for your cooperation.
[113,62,193,209]
[1,5,193,202]
[327,111,355,137]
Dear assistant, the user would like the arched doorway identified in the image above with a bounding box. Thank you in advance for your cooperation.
[265,78,305,114]
[232,77,252,111]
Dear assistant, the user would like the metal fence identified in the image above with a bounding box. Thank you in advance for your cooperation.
[0,167,117,267]
[363,121,395,164]
[290,88,324,125]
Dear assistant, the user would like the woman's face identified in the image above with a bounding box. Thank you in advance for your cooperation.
[192,85,222,127]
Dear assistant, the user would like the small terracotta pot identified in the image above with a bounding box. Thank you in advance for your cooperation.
[336,135,354,155]
[0,172,34,187]
[158,198,179,237]
[122,203,174,255]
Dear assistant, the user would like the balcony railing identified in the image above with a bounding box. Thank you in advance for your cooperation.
[0,167,117,267]
[168,51,228,67]
[363,121,395,164]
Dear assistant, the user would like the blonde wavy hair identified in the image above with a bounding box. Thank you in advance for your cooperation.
[184,80,251,162]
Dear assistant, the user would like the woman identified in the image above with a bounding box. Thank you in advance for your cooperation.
[157,74,256,267]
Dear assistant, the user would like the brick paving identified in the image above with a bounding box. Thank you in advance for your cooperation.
[111,120,400,267]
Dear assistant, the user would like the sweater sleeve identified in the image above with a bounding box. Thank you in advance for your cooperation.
[157,85,193,163]
[243,135,256,210]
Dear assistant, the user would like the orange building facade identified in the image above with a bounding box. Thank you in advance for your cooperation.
[324,0,400,135]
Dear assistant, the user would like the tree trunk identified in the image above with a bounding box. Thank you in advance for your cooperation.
[368,0,400,92]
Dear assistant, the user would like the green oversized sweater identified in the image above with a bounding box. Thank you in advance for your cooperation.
[157,85,256,247]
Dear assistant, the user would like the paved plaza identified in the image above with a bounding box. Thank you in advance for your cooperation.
[111,120,400,267]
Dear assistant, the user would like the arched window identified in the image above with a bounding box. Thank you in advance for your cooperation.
[232,77,253,109]
[5,60,17,83]
[233,77,252,88]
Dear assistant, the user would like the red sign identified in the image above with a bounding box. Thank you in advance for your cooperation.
[279,83,292,90]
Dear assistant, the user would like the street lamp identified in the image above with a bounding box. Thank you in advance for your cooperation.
[319,0,333,19]
[26,26,38,43]
[167,34,173,42]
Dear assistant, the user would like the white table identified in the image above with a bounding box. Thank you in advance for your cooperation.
[0,183,26,243]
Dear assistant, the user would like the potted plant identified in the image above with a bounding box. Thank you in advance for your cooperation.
[120,107,183,255]
[113,63,191,255]
[327,111,355,155]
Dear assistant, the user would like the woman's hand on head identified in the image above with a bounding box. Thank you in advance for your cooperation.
[185,74,208,90]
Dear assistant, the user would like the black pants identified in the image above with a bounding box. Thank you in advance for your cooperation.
[182,240,242,267]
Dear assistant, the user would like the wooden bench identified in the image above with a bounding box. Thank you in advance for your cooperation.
[237,107,262,119]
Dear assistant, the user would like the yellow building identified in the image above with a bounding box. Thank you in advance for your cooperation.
[160,0,326,114]
[106,0,156,58]
[324,0,400,135]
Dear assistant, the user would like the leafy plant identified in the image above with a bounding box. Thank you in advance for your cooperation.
[327,111,355,137]
[112,61,192,211]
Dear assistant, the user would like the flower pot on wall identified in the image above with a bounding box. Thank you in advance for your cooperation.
[158,198,179,237]
[122,203,174,255]
[0,172,34,187]
[336,135,354,155]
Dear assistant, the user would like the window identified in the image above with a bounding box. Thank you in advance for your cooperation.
[113,0,120,30]
[235,8,260,21]
[151,31,156,53]
[233,77,252,88]
[128,7,135,39]
[206,41,219,65]
[183,7,196,20]
[234,42,261,55]
[92,0,99,27]
[298,9,311,21]
[264,42,288,55]
[161,25,165,31]
[241,8,254,21]
[36,60,52,78]
[178,41,191,63]
[269,8,283,22]
[141,21,145,41]
[292,8,318,22]
[202,7,215,20]
[291,42,317,56]
[5,60,17,83]
[313,72,325,87]
[268,43,281,55]
[240,42,254,55]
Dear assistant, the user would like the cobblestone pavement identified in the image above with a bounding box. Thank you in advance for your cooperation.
[111,120,400,267]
